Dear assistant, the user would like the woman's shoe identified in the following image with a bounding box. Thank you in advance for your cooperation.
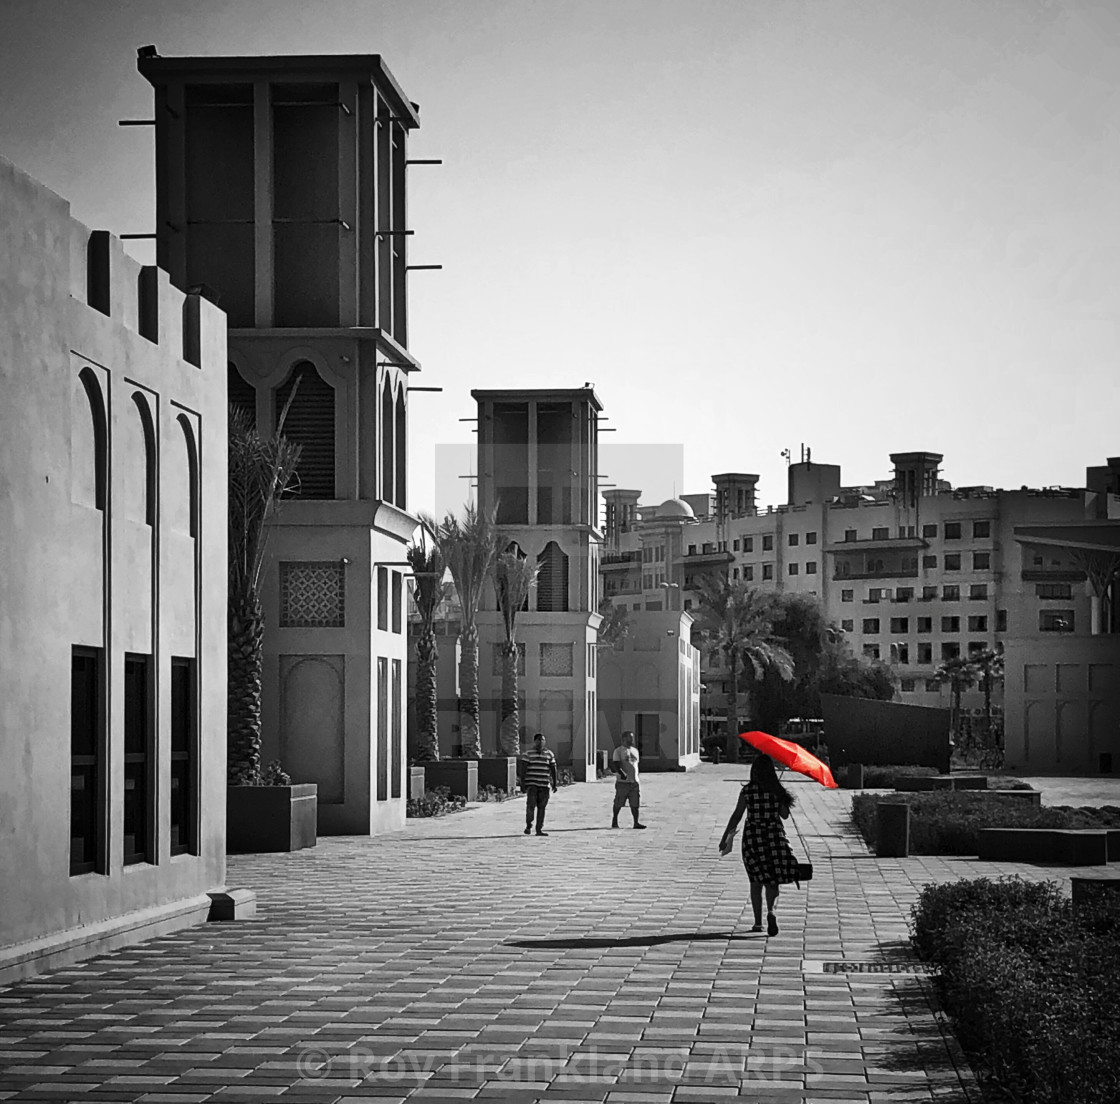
[767,913,779,937]
[750,923,763,933]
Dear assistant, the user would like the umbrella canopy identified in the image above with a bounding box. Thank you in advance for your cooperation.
[738,730,838,789]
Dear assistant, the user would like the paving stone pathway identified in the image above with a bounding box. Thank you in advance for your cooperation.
[1,765,1111,1103]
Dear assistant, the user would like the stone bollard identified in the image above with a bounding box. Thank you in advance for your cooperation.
[877,801,911,858]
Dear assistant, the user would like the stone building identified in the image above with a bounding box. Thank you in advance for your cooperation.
[472,388,603,780]
[0,157,227,981]
[138,51,424,833]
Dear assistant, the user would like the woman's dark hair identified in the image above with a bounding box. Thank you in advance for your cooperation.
[750,754,796,807]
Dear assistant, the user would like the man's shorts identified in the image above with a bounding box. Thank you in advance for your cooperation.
[613,780,641,810]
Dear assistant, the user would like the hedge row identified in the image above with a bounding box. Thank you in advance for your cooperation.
[851,790,1120,854]
[860,764,940,787]
[910,877,1120,1104]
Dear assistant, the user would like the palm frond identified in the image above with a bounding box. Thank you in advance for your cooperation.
[494,551,539,642]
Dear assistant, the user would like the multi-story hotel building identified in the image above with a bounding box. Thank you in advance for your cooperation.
[602,452,1120,772]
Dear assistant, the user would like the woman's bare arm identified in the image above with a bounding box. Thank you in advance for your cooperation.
[720,790,749,848]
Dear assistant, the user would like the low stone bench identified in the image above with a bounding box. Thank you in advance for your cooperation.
[894,775,989,792]
[977,827,1109,866]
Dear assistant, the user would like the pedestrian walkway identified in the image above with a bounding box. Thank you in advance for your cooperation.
[0,765,1107,1103]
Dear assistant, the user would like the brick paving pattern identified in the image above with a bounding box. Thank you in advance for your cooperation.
[1,765,1111,1103]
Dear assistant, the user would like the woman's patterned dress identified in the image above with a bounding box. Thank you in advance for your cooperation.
[740,782,801,885]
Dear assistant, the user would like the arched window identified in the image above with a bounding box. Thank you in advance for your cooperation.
[537,541,570,612]
[76,367,107,510]
[394,388,406,508]
[381,378,394,504]
[177,414,199,538]
[276,361,335,499]
[228,363,256,428]
[131,393,157,526]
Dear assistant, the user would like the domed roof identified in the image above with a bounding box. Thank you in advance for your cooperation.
[657,497,695,519]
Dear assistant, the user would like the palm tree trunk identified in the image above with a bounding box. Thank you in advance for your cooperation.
[982,668,993,747]
[459,622,482,759]
[725,647,740,760]
[227,589,264,784]
[415,629,440,761]
[500,640,519,756]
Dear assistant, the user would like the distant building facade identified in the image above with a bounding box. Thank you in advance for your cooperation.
[0,157,227,981]
[139,52,423,833]
[603,451,1120,772]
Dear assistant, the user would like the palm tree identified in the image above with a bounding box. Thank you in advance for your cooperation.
[933,654,977,744]
[972,647,1005,746]
[693,576,795,759]
[493,548,539,756]
[407,532,449,762]
[424,503,499,760]
[227,402,301,784]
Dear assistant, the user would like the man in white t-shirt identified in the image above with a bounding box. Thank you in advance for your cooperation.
[611,731,646,829]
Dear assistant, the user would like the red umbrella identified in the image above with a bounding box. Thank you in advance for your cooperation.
[738,730,838,789]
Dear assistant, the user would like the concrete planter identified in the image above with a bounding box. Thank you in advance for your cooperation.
[408,767,426,801]
[423,760,478,802]
[227,784,317,854]
[477,756,517,794]
[840,763,865,790]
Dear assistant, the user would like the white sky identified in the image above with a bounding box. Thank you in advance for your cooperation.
[1,0,1116,514]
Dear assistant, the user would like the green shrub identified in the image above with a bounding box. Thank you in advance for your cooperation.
[850,791,1120,855]
[910,878,1120,1104]
[406,785,467,818]
[477,785,513,802]
[909,876,1066,965]
[861,764,940,787]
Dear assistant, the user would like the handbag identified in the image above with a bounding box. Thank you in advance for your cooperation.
[790,817,813,882]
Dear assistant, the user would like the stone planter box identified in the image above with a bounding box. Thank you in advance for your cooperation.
[227,783,317,854]
[409,766,426,801]
[841,763,865,790]
[477,756,517,794]
[423,760,478,802]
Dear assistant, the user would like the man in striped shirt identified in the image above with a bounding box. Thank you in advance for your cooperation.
[522,732,558,836]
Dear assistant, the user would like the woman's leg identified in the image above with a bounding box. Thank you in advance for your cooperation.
[765,884,780,935]
[749,880,763,927]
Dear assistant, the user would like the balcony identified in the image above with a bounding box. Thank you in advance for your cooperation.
[825,536,927,554]
[1021,569,1087,583]
[832,568,919,581]
[682,549,734,566]
[601,553,640,570]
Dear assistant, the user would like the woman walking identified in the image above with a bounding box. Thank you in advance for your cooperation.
[719,754,801,935]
